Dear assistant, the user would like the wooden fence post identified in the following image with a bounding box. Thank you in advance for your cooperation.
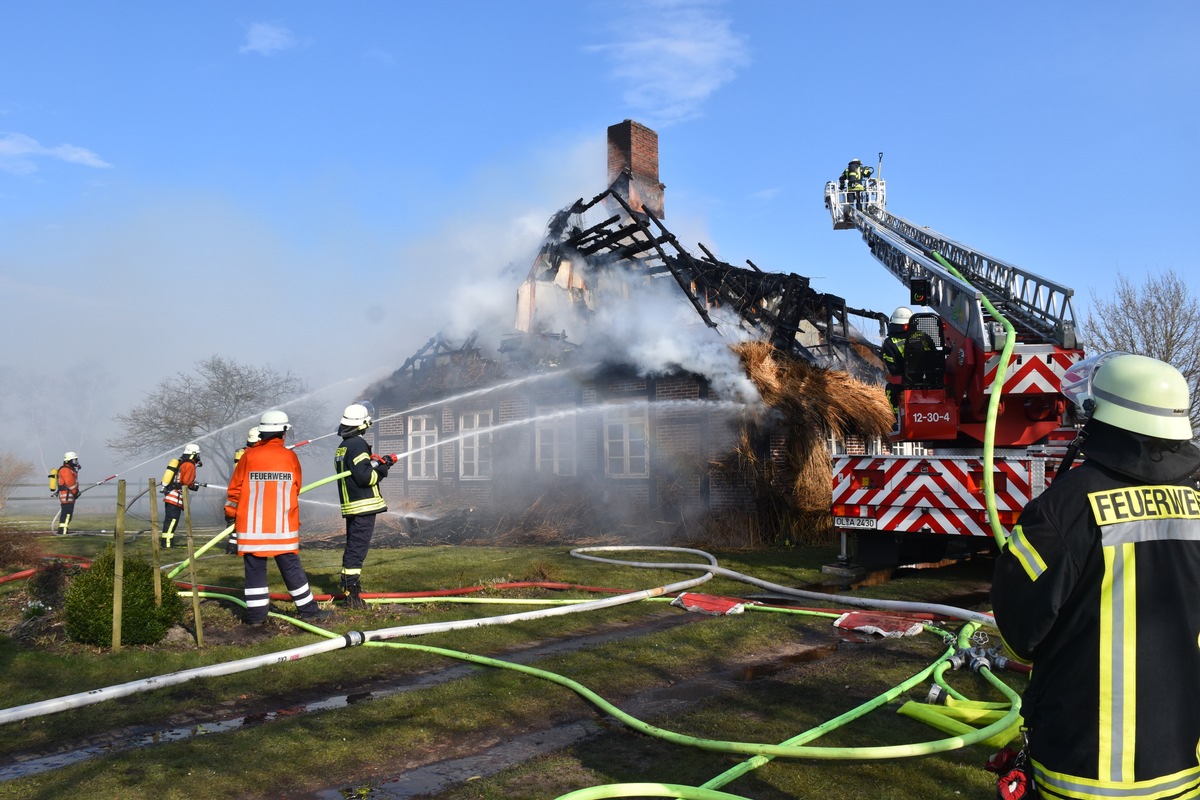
[112,480,125,652]
[149,478,162,606]
[182,487,203,648]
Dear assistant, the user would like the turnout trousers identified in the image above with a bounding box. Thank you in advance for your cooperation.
[57,501,75,535]
[243,553,319,624]
[341,513,378,574]
[161,502,183,546]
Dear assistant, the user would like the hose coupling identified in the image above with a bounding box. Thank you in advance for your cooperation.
[341,631,366,648]
[984,645,1010,671]
[968,647,992,672]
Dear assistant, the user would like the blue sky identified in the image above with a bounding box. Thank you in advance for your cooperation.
[2,0,1197,479]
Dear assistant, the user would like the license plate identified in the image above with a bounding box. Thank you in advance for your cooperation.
[834,516,877,529]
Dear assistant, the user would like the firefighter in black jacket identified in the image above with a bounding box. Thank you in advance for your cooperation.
[838,158,874,210]
[991,352,1200,799]
[880,306,911,428]
[334,403,392,608]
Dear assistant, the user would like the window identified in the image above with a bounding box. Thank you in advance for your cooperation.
[407,415,438,480]
[604,405,648,477]
[536,407,576,476]
[459,410,492,480]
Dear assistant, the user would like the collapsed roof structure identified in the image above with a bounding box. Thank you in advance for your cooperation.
[521,190,883,377]
[364,120,893,545]
[378,120,885,390]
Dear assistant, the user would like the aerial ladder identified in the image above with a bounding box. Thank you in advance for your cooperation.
[822,156,1086,566]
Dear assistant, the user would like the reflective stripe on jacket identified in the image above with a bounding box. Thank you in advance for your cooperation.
[880,335,905,376]
[335,434,387,517]
[840,166,864,191]
[164,460,198,508]
[225,438,302,556]
[992,425,1200,797]
[56,466,79,503]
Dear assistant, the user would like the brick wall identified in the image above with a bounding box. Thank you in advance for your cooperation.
[363,369,812,525]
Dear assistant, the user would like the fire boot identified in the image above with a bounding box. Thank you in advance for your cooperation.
[340,575,367,609]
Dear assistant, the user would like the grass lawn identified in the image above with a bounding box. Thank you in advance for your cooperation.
[0,519,1018,800]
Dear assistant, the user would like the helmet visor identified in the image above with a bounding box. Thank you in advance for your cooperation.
[1060,351,1130,418]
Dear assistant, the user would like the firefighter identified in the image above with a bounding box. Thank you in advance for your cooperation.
[991,353,1200,799]
[161,443,202,549]
[838,158,874,210]
[54,452,82,535]
[333,402,392,609]
[224,427,260,555]
[225,410,331,626]
[880,306,910,428]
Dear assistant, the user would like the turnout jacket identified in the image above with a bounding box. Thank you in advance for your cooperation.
[991,421,1200,800]
[334,427,387,517]
[224,437,301,556]
[56,464,79,504]
[164,459,199,508]
[880,333,905,377]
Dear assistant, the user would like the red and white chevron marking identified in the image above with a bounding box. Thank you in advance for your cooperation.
[982,346,1084,394]
[833,455,1033,537]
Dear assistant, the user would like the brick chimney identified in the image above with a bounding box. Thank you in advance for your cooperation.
[606,119,664,219]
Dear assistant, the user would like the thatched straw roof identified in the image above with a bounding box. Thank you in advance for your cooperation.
[733,340,893,513]
[734,340,893,441]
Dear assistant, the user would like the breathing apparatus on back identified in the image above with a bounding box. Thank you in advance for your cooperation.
[161,443,202,490]
[50,452,80,493]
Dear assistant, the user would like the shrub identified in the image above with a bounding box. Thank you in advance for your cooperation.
[27,560,79,609]
[63,547,185,646]
[0,528,39,570]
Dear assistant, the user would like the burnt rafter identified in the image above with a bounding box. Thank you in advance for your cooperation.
[539,188,875,367]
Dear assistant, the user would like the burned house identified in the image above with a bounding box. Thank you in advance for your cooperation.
[362,121,893,543]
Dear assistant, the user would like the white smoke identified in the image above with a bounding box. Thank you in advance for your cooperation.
[530,260,762,406]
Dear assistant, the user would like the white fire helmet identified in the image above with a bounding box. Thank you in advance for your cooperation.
[258,410,291,434]
[341,402,374,430]
[183,443,201,457]
[890,306,913,327]
[246,427,261,444]
[64,452,78,462]
[1061,351,1192,440]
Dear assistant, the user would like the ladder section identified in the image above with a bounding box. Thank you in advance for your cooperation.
[863,208,1077,348]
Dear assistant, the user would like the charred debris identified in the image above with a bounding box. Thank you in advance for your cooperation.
[361,121,892,546]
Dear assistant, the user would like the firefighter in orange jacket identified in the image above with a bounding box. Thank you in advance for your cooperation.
[224,426,260,555]
[54,452,82,535]
[160,443,202,549]
[225,410,331,626]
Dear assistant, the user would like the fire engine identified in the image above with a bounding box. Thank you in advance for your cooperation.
[823,156,1085,566]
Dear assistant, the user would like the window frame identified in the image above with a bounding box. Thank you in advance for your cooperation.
[407,414,439,481]
[458,409,493,480]
[603,404,648,478]
[535,406,577,476]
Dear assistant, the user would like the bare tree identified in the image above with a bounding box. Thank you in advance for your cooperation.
[1082,269,1200,434]
[0,452,33,511]
[108,356,321,489]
